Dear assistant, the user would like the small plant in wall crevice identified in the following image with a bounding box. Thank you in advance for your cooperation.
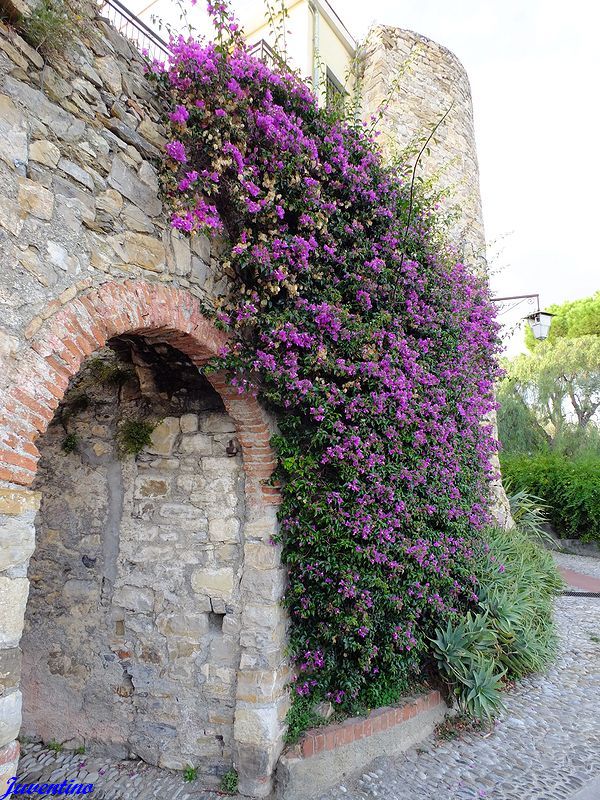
[220,769,238,794]
[61,432,79,454]
[117,419,156,457]
[183,765,198,783]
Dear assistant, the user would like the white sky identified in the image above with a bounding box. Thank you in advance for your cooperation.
[131,0,600,351]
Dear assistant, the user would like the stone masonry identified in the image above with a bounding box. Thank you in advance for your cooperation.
[361,26,486,271]
[0,3,287,795]
[21,345,246,778]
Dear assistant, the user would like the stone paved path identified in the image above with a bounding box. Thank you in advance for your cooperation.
[314,585,600,799]
[16,558,600,800]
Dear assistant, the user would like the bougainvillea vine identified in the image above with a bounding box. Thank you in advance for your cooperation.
[151,1,502,712]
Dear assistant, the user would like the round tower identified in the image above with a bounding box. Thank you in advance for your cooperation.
[360,26,486,273]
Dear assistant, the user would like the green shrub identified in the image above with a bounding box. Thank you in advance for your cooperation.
[61,433,79,454]
[432,526,562,720]
[117,419,155,456]
[220,770,238,794]
[284,695,328,745]
[20,0,70,53]
[506,488,554,546]
[502,454,600,543]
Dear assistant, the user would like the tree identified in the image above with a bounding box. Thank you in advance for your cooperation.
[496,378,549,455]
[524,290,600,350]
[509,335,600,432]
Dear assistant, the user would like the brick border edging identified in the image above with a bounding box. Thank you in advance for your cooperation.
[288,690,443,760]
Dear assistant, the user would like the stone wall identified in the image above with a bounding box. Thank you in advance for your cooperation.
[361,26,486,272]
[0,6,287,796]
[21,345,245,777]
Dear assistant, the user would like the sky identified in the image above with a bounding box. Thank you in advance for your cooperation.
[131,0,600,352]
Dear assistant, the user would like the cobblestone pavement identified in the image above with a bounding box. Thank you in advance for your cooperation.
[16,561,600,800]
[315,593,600,800]
[16,743,238,800]
[553,551,600,580]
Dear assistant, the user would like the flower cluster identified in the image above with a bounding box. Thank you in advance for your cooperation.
[153,3,502,710]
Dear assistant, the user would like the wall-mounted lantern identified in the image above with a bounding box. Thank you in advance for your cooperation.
[491,293,554,341]
[524,310,555,341]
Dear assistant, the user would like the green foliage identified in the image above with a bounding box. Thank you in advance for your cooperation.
[525,290,600,350]
[46,740,63,753]
[88,357,132,386]
[74,745,85,755]
[183,766,198,783]
[507,488,554,545]
[20,0,71,53]
[220,769,238,794]
[497,380,548,455]
[117,419,155,457]
[284,695,328,745]
[502,455,600,543]
[503,292,600,456]
[433,526,562,721]
[61,433,79,454]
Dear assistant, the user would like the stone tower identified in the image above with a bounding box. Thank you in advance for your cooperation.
[361,26,487,272]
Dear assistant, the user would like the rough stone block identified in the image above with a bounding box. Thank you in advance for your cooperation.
[29,139,60,168]
[242,568,287,603]
[120,231,165,272]
[209,517,240,543]
[245,541,282,570]
[108,155,161,217]
[180,413,198,433]
[134,477,170,498]
[0,692,21,749]
[179,433,213,456]
[191,568,235,598]
[0,195,23,236]
[17,177,54,220]
[0,578,28,649]
[95,55,122,94]
[0,648,21,695]
[199,413,237,434]
[148,417,180,456]
[5,76,85,142]
[113,584,155,614]
[57,157,94,191]
[0,94,27,170]
[234,704,281,747]
[0,513,35,571]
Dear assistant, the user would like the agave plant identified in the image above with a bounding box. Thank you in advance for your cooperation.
[507,488,556,546]
[458,656,506,721]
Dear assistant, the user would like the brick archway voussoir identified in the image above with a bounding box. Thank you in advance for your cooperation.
[0,280,275,494]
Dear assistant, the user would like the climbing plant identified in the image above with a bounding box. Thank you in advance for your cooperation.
[151,1,502,715]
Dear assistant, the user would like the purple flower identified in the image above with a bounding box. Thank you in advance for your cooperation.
[165,140,187,163]
[169,104,189,124]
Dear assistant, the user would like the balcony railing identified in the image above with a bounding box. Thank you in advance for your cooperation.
[247,39,291,74]
[97,0,170,62]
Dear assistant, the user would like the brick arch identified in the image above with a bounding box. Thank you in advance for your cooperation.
[0,279,288,798]
[0,278,278,505]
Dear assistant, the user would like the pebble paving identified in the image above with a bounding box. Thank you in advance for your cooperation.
[315,591,600,800]
[16,558,600,800]
[553,551,600,580]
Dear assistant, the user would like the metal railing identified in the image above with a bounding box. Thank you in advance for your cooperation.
[247,39,291,74]
[97,0,170,62]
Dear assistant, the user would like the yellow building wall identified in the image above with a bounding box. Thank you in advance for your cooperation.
[241,0,355,107]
